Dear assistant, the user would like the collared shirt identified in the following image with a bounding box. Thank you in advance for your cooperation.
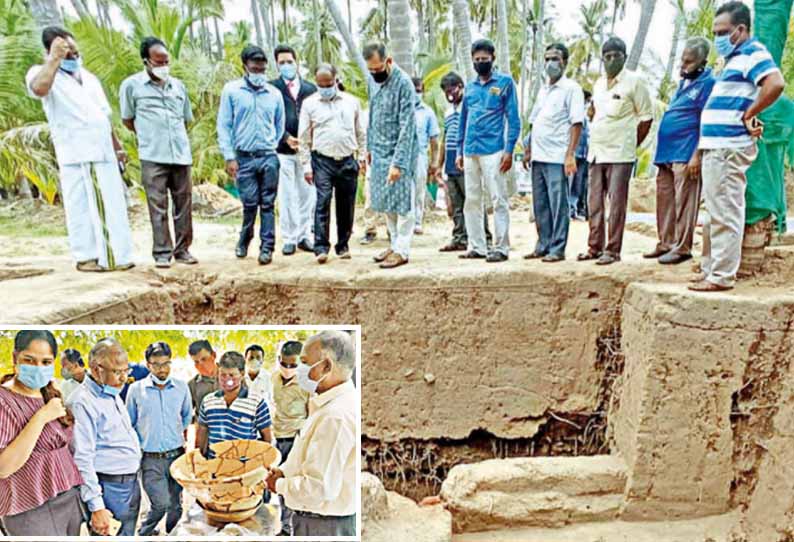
[59,376,83,402]
[443,105,462,175]
[655,69,716,164]
[458,71,521,157]
[700,38,781,150]
[270,371,310,438]
[245,370,274,409]
[198,386,271,457]
[298,91,367,174]
[275,380,357,516]
[119,71,193,165]
[285,77,300,101]
[188,374,219,422]
[25,66,115,167]
[588,69,653,163]
[528,76,585,164]
[125,375,192,453]
[67,377,142,512]
[217,78,285,160]
[415,100,440,153]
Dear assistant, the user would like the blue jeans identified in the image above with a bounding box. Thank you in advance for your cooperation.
[138,455,183,535]
[568,157,588,218]
[532,161,570,257]
[97,475,141,536]
[236,153,280,251]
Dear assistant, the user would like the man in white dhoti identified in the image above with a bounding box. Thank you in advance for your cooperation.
[27,26,135,272]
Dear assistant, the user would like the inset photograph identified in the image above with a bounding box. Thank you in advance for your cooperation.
[0,326,360,540]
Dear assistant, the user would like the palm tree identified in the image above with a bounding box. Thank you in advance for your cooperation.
[387,0,413,75]
[312,0,323,67]
[26,0,62,29]
[451,0,474,80]
[494,0,510,73]
[659,0,686,99]
[626,0,656,71]
[526,0,545,111]
[608,0,625,35]
[324,0,367,78]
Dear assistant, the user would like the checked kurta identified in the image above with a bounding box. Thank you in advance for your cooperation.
[367,66,419,217]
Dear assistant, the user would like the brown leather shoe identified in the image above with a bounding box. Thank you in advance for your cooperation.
[643,247,669,259]
[373,249,393,263]
[379,253,408,269]
[76,260,106,272]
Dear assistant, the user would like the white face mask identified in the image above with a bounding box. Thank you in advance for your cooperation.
[150,65,170,80]
[296,359,330,394]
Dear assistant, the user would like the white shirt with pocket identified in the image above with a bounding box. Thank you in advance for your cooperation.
[528,76,585,164]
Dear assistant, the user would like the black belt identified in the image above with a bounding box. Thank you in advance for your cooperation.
[295,510,355,519]
[314,151,354,162]
[236,149,275,158]
[143,447,185,460]
[97,471,139,484]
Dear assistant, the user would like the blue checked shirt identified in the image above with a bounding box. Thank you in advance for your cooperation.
[458,71,521,157]
[217,78,285,161]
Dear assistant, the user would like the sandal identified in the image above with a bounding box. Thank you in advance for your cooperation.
[373,249,393,263]
[577,251,600,261]
[687,280,733,292]
[76,260,106,273]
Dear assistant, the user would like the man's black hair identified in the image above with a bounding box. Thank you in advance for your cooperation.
[145,341,172,362]
[281,340,303,357]
[189,340,213,356]
[471,39,496,57]
[245,344,265,356]
[715,1,751,30]
[218,351,245,372]
[583,89,592,101]
[241,44,268,64]
[140,36,166,59]
[41,26,73,52]
[412,76,424,89]
[362,43,387,61]
[602,37,627,56]
[440,71,464,90]
[62,348,84,367]
[274,44,297,62]
[546,43,570,63]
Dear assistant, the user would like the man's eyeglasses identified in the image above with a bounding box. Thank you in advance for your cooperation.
[150,361,171,370]
[99,365,128,378]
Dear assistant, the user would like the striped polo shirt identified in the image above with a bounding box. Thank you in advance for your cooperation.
[198,385,271,457]
[444,106,461,175]
[699,37,780,150]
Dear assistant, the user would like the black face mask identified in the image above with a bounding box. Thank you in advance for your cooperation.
[680,66,705,80]
[371,68,389,83]
[473,60,493,77]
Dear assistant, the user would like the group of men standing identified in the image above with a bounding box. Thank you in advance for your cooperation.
[57,331,357,536]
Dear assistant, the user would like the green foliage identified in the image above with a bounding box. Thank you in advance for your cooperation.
[0,329,312,377]
[783,17,794,100]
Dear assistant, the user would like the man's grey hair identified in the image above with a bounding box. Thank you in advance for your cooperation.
[684,37,710,61]
[88,337,124,366]
[315,62,337,77]
[309,330,355,379]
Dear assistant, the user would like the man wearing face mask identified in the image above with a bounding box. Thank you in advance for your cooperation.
[581,37,653,266]
[217,45,285,265]
[67,338,143,536]
[690,1,784,292]
[363,42,420,269]
[120,37,196,269]
[456,39,521,263]
[196,351,273,459]
[270,45,318,257]
[269,341,310,535]
[522,43,584,263]
[298,63,367,263]
[266,331,357,536]
[125,342,191,536]
[412,77,441,235]
[27,27,135,273]
[244,344,274,407]
[645,38,716,267]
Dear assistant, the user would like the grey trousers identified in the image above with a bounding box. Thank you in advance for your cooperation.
[138,454,183,535]
[0,486,84,536]
[141,160,193,260]
[700,144,758,287]
[292,511,356,536]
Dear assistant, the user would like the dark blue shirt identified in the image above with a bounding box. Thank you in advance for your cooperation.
[655,68,716,164]
[120,363,150,402]
[444,107,462,175]
[458,71,521,157]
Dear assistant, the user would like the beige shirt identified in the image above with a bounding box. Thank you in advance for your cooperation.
[270,371,310,438]
[275,380,357,516]
[298,91,367,174]
[588,69,653,164]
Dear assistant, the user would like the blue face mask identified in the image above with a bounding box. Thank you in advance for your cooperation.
[103,384,122,397]
[279,62,297,80]
[247,73,267,88]
[60,57,82,73]
[318,86,337,100]
[714,31,736,58]
[152,374,170,386]
[17,363,55,390]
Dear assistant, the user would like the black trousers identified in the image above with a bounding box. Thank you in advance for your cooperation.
[312,152,358,255]
[140,161,193,260]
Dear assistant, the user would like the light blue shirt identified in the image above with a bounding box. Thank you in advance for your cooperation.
[414,100,440,153]
[126,375,192,453]
[67,377,142,512]
[217,78,286,161]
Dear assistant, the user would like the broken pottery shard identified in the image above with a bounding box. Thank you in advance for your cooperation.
[424,373,436,384]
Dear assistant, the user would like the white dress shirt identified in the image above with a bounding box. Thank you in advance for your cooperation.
[298,91,367,175]
[26,66,116,167]
[275,380,357,516]
[528,76,585,164]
